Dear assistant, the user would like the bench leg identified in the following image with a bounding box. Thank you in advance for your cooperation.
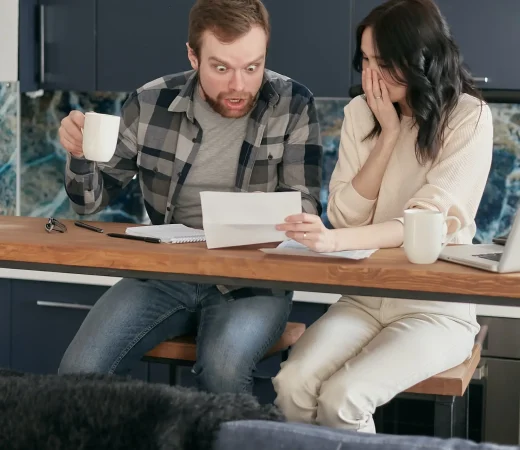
[169,364,179,386]
[464,388,470,440]
[433,395,455,438]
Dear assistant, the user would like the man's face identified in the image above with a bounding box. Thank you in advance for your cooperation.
[188,25,267,118]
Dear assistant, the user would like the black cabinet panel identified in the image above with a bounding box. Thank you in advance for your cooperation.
[40,0,96,91]
[96,0,195,92]
[0,280,11,368]
[148,363,170,385]
[352,0,520,92]
[19,0,520,93]
[11,281,106,374]
[19,0,39,92]
[263,0,352,98]
[482,358,520,445]
[436,0,520,91]
[10,281,148,379]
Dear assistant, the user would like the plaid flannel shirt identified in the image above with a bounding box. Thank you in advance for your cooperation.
[65,69,323,296]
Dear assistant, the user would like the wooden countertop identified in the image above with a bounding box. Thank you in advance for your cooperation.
[0,216,517,303]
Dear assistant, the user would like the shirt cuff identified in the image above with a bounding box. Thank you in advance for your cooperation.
[301,197,317,215]
[68,153,96,175]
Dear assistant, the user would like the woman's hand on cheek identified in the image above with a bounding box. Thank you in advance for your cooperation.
[363,68,401,139]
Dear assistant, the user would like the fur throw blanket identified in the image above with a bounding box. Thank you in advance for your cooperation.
[0,369,283,450]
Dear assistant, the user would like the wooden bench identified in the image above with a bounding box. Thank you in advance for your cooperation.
[144,320,486,439]
[142,322,306,385]
[393,325,488,439]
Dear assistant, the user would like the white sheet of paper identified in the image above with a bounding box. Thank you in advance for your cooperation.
[260,239,378,259]
[200,191,302,249]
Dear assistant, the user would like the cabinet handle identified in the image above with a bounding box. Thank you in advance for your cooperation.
[36,300,93,311]
[472,361,487,380]
[474,76,491,83]
[39,4,45,84]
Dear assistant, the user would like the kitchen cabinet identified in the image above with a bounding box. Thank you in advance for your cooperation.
[96,0,194,92]
[478,316,520,444]
[19,0,520,93]
[19,0,39,91]
[0,280,11,368]
[263,0,352,97]
[10,280,149,379]
[435,0,520,91]
[351,0,520,92]
[39,0,96,91]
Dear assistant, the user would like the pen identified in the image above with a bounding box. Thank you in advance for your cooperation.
[74,221,104,233]
[106,233,162,244]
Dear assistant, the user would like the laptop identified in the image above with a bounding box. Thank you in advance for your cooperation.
[439,210,520,273]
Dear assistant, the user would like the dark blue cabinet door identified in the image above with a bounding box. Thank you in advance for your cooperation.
[0,280,11,368]
[96,0,195,92]
[19,0,39,92]
[39,0,96,91]
[10,280,149,379]
[352,0,520,91]
[262,0,352,98]
[435,0,520,90]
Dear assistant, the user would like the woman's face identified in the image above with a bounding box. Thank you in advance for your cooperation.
[360,27,407,105]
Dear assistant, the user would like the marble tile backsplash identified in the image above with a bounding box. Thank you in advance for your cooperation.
[0,82,18,216]
[477,104,520,242]
[19,91,145,223]
[0,81,519,244]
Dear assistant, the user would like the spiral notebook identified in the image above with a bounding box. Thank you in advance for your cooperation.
[125,224,206,243]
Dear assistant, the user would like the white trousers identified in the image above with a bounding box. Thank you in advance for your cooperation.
[273,296,479,433]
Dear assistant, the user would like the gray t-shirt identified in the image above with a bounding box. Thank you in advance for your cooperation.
[172,87,250,229]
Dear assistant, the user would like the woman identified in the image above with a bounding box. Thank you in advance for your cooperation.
[272,0,493,433]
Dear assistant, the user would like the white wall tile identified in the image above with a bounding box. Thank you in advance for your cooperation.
[0,0,19,82]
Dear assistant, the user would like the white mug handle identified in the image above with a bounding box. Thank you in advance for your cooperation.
[441,216,461,250]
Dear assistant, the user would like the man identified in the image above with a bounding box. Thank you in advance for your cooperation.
[58,0,322,394]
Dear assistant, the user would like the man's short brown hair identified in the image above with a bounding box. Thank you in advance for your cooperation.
[188,0,270,58]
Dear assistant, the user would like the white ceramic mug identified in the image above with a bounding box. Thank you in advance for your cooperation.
[403,209,461,264]
[82,112,121,162]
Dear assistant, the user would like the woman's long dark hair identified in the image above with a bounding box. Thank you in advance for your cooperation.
[353,0,482,164]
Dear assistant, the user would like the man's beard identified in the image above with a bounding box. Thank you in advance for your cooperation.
[199,82,256,118]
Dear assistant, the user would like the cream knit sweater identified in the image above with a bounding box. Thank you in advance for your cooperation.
[328,94,493,245]
[327,94,493,321]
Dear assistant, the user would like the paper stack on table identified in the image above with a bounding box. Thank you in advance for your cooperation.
[260,239,378,259]
[200,191,301,249]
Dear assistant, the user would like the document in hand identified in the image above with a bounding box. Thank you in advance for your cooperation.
[200,191,302,249]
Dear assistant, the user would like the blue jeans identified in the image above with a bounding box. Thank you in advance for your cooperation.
[59,279,293,393]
